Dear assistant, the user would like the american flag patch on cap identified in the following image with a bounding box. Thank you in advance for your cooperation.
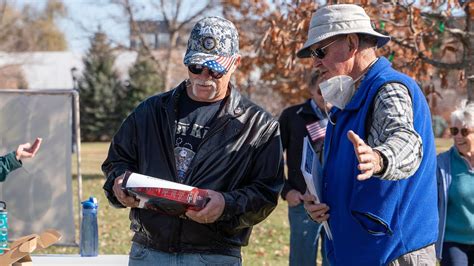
[202,55,238,74]
[306,119,327,142]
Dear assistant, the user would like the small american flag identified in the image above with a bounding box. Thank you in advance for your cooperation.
[203,55,237,74]
[306,119,327,142]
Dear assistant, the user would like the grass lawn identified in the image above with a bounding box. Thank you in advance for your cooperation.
[37,138,453,265]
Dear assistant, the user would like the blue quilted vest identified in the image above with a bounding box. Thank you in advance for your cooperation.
[322,57,438,265]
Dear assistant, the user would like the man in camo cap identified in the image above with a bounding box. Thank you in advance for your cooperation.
[103,16,283,265]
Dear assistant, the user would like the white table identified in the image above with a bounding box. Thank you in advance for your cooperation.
[31,254,129,265]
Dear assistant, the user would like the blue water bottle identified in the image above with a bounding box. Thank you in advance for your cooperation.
[0,201,7,255]
[80,197,98,257]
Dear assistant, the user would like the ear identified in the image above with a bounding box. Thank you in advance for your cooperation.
[231,55,241,72]
[347,34,359,52]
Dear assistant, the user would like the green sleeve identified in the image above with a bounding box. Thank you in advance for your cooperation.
[0,151,22,182]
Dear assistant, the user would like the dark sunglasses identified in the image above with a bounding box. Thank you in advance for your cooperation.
[188,64,224,79]
[450,127,473,137]
[310,39,339,59]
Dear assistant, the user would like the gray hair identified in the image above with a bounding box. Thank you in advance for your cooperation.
[451,99,474,127]
[357,33,378,49]
[309,71,321,87]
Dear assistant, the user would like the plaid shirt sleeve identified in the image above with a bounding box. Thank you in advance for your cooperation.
[367,83,423,180]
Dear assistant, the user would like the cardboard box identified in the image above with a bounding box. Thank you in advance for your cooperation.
[0,229,61,266]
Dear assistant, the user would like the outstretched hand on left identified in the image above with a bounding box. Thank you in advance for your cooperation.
[16,137,42,161]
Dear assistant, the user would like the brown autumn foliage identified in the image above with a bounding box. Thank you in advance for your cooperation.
[223,0,472,114]
[0,0,67,52]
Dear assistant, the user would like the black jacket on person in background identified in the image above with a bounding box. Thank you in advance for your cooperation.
[102,81,284,258]
[279,99,325,199]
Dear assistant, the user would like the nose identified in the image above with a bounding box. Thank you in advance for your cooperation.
[312,57,322,68]
[200,68,212,79]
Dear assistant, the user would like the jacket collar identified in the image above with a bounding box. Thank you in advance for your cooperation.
[297,99,315,115]
[220,83,245,118]
[344,57,391,111]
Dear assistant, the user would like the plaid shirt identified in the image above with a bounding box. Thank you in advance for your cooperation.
[368,83,423,180]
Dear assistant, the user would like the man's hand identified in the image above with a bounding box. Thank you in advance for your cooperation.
[186,190,225,224]
[302,192,330,223]
[15,138,42,161]
[113,174,139,208]
[286,189,303,207]
[347,130,382,181]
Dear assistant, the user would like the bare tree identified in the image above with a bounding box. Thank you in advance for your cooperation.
[112,0,218,89]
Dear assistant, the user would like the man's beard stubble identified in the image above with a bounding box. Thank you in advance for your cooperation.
[192,79,217,100]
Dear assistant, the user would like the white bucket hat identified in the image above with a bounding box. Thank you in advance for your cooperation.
[297,4,390,58]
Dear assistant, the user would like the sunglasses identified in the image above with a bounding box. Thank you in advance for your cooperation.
[450,127,473,137]
[310,39,339,59]
[188,64,224,79]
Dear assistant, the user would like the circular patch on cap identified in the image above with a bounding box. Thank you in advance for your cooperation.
[202,37,216,50]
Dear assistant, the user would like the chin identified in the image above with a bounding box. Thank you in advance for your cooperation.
[194,92,217,102]
[192,86,216,100]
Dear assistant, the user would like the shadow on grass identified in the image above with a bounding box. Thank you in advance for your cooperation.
[72,174,104,180]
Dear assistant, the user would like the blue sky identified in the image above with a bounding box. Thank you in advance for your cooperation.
[14,0,215,53]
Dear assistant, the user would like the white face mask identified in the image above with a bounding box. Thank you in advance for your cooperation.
[318,75,355,110]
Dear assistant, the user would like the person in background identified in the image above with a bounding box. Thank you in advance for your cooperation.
[300,4,438,265]
[279,71,329,266]
[102,16,283,266]
[0,138,42,182]
[436,100,474,266]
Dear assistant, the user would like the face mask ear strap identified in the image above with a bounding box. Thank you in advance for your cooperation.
[324,104,336,126]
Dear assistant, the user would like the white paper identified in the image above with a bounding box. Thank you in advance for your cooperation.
[301,137,333,240]
[125,172,195,191]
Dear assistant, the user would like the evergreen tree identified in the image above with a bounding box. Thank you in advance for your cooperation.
[79,30,125,141]
[123,51,164,116]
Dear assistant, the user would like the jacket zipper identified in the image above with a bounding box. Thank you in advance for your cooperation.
[183,117,232,182]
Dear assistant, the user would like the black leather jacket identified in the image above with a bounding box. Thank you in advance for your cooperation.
[102,81,284,257]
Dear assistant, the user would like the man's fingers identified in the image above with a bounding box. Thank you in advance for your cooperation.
[117,193,138,207]
[22,143,32,149]
[347,130,364,148]
[305,203,330,222]
[113,175,138,207]
[121,196,139,207]
[304,202,328,213]
[312,209,328,218]
[358,161,375,171]
[358,154,373,164]
[354,145,371,156]
[357,172,372,181]
[347,130,368,163]
[348,130,377,182]
[302,192,316,202]
[314,214,330,223]
[186,209,208,223]
[28,138,42,155]
[186,190,224,224]
[298,193,305,201]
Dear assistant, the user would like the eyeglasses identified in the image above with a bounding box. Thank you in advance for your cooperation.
[450,127,473,137]
[310,39,339,59]
[188,64,224,79]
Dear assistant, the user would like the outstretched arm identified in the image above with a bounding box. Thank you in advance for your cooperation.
[15,138,42,161]
[0,137,42,182]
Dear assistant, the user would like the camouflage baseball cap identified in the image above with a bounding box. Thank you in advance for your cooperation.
[183,16,239,74]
